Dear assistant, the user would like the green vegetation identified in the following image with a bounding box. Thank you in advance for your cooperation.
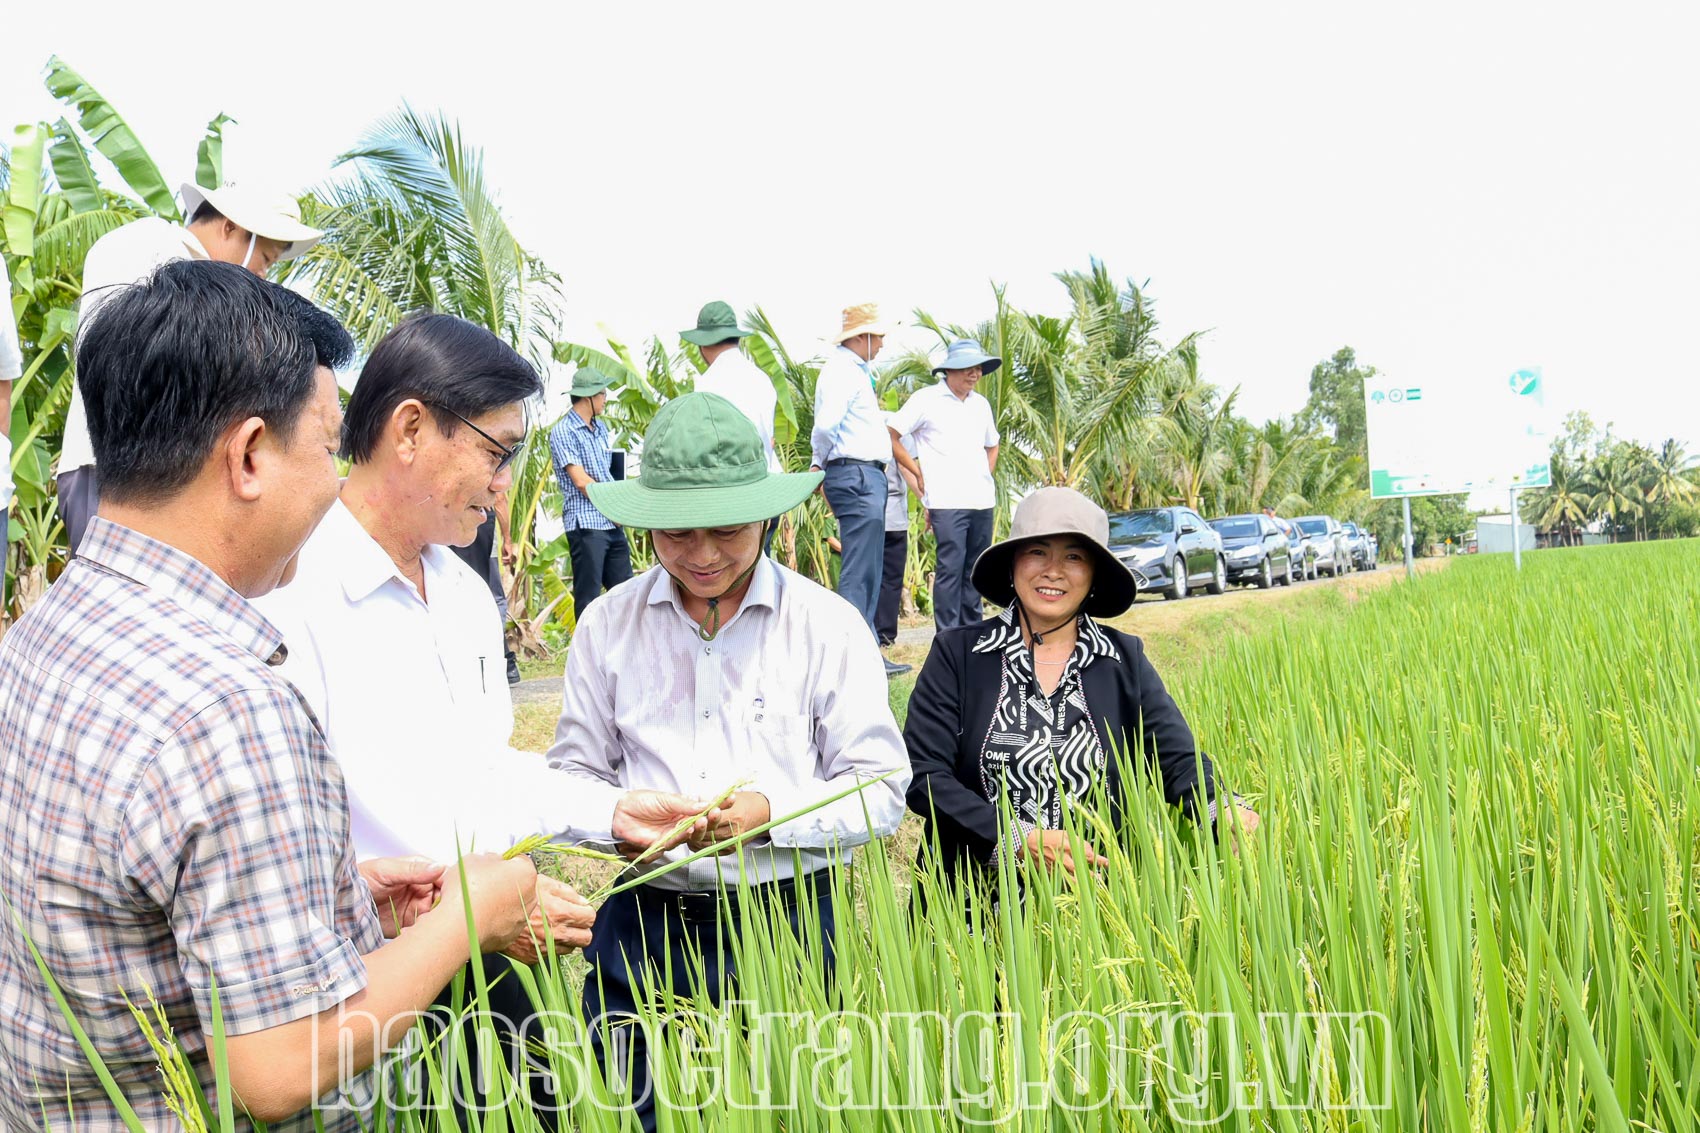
[47,541,1689,1130]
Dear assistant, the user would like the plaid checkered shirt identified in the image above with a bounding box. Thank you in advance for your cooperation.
[0,519,386,1131]
[548,411,617,531]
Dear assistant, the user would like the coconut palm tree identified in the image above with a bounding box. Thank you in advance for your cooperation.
[1643,438,1698,536]
[1524,452,1589,546]
[1583,445,1646,543]
[283,105,565,633]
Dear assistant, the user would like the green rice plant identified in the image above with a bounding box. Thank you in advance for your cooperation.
[25,541,1700,1129]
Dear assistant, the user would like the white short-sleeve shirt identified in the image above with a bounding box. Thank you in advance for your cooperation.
[63,219,210,473]
[697,348,781,472]
[886,380,1000,510]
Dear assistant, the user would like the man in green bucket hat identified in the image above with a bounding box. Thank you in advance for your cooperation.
[682,300,781,476]
[547,366,633,619]
[548,391,910,1131]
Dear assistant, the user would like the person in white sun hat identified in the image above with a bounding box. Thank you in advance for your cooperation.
[58,180,323,557]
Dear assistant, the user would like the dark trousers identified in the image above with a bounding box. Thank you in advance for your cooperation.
[428,953,560,1129]
[821,463,885,634]
[56,466,100,559]
[931,507,994,631]
[582,877,836,1133]
[875,529,908,646]
[567,526,633,621]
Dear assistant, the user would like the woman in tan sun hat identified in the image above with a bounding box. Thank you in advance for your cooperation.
[903,486,1261,886]
[811,302,909,674]
[60,179,325,557]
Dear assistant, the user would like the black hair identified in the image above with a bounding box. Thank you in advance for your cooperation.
[188,200,227,226]
[76,260,323,506]
[272,287,356,371]
[340,312,542,463]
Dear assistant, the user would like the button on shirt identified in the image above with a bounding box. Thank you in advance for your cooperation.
[548,558,911,891]
[886,379,1000,510]
[62,219,211,473]
[698,348,782,473]
[810,345,893,467]
[548,411,617,531]
[257,500,602,862]
[0,519,384,1133]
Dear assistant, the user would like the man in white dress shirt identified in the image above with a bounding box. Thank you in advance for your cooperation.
[810,302,908,675]
[62,181,323,556]
[1,256,19,616]
[258,313,716,1123]
[553,390,911,1131]
[684,301,780,473]
[887,338,1003,630]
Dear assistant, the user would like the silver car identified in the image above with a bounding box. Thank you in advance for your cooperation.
[1293,515,1351,577]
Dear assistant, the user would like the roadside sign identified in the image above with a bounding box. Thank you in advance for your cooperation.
[1366,367,1553,498]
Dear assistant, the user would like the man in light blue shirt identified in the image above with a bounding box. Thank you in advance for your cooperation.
[809,302,906,675]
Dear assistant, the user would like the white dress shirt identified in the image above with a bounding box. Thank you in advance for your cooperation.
[886,380,1000,510]
[698,349,781,473]
[1,256,19,513]
[884,428,915,533]
[63,219,210,474]
[256,499,601,861]
[810,345,893,467]
[547,557,911,891]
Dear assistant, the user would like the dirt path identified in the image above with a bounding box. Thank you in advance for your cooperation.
[891,558,1446,652]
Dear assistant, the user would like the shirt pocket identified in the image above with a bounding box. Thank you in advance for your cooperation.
[731,700,816,780]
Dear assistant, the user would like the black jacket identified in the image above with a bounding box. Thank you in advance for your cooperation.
[903,618,1217,879]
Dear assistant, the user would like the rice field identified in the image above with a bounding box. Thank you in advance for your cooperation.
[54,542,1700,1129]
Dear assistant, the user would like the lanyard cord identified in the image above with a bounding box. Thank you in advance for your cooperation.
[667,521,775,641]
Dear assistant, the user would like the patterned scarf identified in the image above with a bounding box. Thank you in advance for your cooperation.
[973,606,1121,851]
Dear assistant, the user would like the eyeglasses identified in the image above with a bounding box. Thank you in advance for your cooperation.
[430,404,522,477]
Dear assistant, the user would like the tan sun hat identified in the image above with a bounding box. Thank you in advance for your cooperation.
[832,301,890,343]
[970,486,1138,618]
[178,181,323,260]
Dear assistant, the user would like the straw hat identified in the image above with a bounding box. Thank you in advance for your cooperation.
[833,302,889,343]
[970,486,1138,618]
[178,181,322,260]
[589,392,823,529]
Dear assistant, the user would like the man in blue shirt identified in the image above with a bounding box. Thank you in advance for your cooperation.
[548,367,633,620]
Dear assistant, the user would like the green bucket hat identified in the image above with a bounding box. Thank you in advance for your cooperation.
[589,392,822,529]
[680,300,746,347]
[570,366,616,398]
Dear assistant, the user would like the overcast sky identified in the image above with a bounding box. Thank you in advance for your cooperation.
[6,1,1697,452]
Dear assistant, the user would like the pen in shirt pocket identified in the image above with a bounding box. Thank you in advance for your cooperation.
[479,656,487,694]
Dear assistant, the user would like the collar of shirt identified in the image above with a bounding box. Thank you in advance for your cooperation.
[78,517,287,666]
[323,499,435,604]
[645,550,781,630]
[835,344,874,383]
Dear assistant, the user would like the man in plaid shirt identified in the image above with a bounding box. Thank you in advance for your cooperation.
[548,367,633,619]
[0,262,548,1130]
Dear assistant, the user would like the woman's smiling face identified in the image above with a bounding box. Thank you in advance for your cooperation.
[1011,535,1096,620]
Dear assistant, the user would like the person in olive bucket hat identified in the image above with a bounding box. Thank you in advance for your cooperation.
[549,391,911,1133]
[547,366,634,618]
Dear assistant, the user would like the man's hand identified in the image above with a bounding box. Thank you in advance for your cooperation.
[1021,829,1109,875]
[611,789,723,860]
[1225,804,1261,856]
[359,856,445,938]
[687,792,772,854]
[502,876,596,964]
[500,540,517,570]
[437,853,538,955]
